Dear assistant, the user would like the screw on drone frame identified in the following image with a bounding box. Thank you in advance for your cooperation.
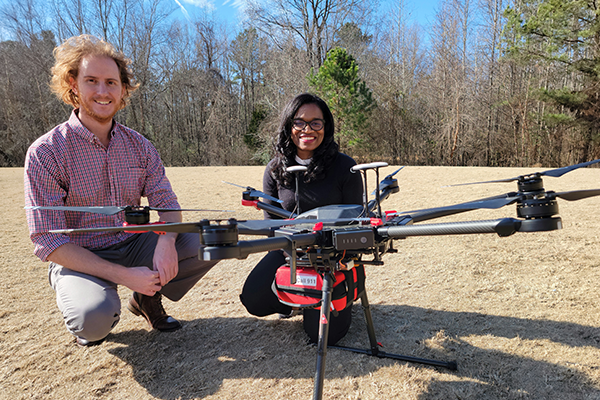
[286,165,308,216]
[351,162,390,218]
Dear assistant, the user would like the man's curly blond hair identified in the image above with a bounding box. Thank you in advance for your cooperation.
[50,34,139,109]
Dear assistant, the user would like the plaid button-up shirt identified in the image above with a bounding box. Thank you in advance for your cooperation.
[24,110,179,262]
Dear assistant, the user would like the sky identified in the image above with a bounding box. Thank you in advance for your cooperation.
[0,0,441,41]
[172,0,441,31]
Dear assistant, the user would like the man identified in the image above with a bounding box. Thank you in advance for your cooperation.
[24,35,217,346]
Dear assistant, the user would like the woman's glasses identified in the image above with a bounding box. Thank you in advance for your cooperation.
[292,119,324,131]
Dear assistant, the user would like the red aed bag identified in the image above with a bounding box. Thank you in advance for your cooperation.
[274,264,366,312]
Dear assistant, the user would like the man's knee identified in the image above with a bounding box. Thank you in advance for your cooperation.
[176,233,201,259]
[64,296,121,341]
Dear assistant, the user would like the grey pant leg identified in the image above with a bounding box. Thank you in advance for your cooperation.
[97,232,217,300]
[162,233,219,301]
[49,232,217,340]
[49,263,120,342]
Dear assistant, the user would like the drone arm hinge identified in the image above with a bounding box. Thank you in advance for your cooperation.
[370,218,383,226]
[241,199,260,210]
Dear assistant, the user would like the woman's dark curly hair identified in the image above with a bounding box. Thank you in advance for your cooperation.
[271,93,339,187]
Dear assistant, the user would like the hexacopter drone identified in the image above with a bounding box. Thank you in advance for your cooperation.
[41,159,600,400]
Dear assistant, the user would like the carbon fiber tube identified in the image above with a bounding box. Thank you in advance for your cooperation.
[255,201,296,219]
[201,232,319,260]
[379,218,520,238]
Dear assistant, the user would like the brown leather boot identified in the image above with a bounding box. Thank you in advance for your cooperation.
[127,292,182,332]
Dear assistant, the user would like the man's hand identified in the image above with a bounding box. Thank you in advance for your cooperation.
[153,234,178,286]
[47,243,162,295]
[153,210,182,286]
[125,266,162,296]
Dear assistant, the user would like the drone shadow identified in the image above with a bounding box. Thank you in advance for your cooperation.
[106,305,600,399]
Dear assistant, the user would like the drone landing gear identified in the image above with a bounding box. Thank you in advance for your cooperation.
[312,273,457,400]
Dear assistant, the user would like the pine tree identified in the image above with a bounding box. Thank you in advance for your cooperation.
[308,47,376,151]
[503,0,600,159]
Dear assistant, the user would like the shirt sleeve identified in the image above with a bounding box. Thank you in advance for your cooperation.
[24,141,71,261]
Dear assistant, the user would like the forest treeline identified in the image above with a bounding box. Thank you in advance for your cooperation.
[1,0,599,168]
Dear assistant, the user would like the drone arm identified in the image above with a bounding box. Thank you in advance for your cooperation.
[378,218,523,239]
[200,232,319,261]
[253,200,296,219]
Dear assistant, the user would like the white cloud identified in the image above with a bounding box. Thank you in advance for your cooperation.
[223,0,250,12]
[179,0,217,11]
[173,0,192,20]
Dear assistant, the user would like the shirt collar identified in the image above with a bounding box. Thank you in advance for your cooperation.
[68,109,120,142]
[295,155,312,165]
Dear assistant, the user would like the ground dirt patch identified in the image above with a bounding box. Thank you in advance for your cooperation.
[2,165,600,399]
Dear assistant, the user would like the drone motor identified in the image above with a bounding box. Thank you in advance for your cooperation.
[516,173,545,193]
[200,219,239,246]
[123,206,151,225]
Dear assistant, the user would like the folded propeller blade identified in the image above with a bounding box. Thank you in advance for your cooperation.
[371,166,404,195]
[222,181,283,203]
[448,158,600,187]
[50,216,371,235]
[25,206,125,215]
[396,194,521,222]
[152,208,234,213]
[541,159,600,178]
[26,206,233,215]
[551,189,600,201]
[50,221,204,234]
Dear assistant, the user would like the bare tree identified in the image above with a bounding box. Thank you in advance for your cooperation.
[0,0,47,44]
[362,0,429,164]
[244,0,372,68]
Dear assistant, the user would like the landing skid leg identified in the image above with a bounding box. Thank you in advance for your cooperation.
[329,290,458,370]
[313,273,333,400]
[311,280,457,400]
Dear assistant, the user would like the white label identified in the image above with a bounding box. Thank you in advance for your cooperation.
[296,273,318,287]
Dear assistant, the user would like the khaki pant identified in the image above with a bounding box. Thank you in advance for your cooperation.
[49,232,218,342]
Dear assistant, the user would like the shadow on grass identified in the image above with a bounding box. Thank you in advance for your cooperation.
[106,304,600,399]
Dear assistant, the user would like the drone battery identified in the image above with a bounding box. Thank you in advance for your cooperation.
[333,229,375,250]
[274,265,366,312]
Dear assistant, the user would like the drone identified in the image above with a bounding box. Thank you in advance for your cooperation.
[43,159,600,400]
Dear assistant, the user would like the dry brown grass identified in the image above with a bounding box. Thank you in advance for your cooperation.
[2,165,600,399]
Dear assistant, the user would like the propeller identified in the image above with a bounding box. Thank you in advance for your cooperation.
[548,189,600,201]
[392,193,522,223]
[222,181,283,203]
[49,216,371,235]
[449,158,600,186]
[25,205,233,215]
[395,187,600,223]
[371,166,404,195]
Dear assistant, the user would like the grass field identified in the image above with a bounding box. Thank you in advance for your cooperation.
[2,165,600,399]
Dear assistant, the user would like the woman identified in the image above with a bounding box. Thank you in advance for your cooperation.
[239,93,363,345]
